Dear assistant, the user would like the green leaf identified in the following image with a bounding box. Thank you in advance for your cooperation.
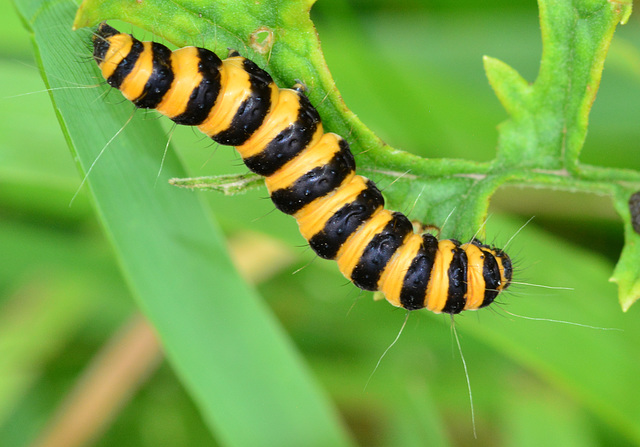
[14,0,354,445]
[483,0,639,309]
[487,0,633,169]
[483,55,532,119]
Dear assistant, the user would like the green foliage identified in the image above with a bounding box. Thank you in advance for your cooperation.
[4,0,640,446]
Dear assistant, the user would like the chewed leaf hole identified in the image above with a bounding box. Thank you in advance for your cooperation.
[250,26,274,54]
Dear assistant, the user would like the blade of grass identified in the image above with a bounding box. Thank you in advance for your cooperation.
[13,0,354,445]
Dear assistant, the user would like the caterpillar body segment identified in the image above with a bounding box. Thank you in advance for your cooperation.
[92,23,513,314]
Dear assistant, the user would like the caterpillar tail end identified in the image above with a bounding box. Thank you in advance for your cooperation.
[92,22,120,64]
[94,22,120,40]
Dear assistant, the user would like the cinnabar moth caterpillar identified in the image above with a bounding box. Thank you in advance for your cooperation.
[92,23,512,314]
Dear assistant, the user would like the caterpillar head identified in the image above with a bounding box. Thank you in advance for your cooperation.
[469,239,513,308]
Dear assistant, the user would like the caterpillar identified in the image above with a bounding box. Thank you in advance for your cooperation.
[92,23,512,314]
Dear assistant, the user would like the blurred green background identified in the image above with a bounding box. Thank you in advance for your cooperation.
[2,0,640,446]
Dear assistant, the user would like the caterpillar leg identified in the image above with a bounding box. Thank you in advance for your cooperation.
[292,81,307,94]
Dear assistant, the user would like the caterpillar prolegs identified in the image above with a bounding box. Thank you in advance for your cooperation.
[92,23,512,314]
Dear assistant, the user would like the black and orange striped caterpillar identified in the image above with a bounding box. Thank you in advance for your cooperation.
[92,22,512,314]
